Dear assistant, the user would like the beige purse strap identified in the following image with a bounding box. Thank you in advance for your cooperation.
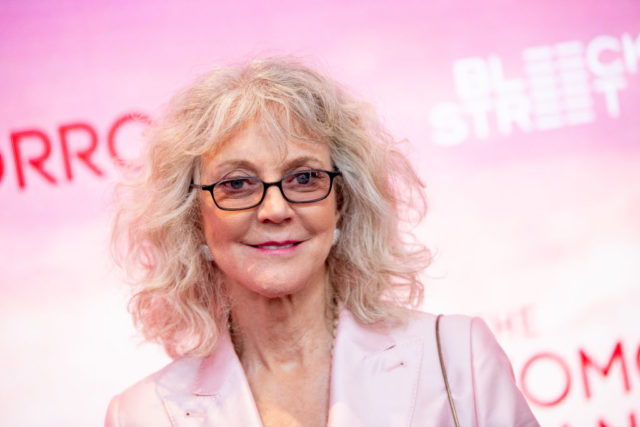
[436,314,461,427]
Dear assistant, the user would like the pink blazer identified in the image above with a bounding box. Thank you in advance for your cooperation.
[105,310,539,426]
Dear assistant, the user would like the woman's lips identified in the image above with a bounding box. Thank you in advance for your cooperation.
[251,240,301,249]
[249,240,302,253]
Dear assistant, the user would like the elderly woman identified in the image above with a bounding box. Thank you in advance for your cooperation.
[106,58,538,426]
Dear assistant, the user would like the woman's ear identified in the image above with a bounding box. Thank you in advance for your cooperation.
[332,228,341,246]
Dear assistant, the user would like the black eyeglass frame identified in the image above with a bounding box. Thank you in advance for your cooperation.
[190,169,342,211]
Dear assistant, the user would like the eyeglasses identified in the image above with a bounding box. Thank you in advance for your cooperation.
[191,169,341,211]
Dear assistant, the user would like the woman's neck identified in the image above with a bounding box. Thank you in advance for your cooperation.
[227,277,335,373]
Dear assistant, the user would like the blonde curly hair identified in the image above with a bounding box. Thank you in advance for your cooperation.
[112,57,431,358]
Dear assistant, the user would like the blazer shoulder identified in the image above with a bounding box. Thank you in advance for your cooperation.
[412,312,492,343]
[105,357,202,427]
[434,314,540,426]
[401,309,473,336]
[370,310,475,346]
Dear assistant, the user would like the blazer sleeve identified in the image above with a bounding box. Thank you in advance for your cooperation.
[469,317,539,427]
[104,394,121,427]
[103,379,173,427]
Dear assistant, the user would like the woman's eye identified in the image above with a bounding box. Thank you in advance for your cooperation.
[228,179,245,189]
[220,177,256,192]
[295,172,312,184]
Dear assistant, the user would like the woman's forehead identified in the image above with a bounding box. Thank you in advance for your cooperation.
[207,113,323,151]
[201,120,331,174]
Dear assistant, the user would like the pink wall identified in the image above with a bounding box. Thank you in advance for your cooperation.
[1,1,639,425]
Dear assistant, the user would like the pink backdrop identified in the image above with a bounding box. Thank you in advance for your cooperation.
[1,1,639,425]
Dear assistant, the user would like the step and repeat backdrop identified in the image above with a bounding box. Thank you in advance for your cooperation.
[1,1,639,425]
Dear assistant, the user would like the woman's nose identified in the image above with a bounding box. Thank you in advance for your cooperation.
[256,185,293,223]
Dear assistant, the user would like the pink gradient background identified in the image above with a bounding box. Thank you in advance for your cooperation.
[1,1,639,425]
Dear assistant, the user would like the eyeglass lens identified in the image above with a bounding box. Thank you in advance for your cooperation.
[213,170,333,210]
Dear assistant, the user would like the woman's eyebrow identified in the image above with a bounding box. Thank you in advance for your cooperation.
[215,156,325,171]
[281,156,325,170]
[201,159,257,183]
[205,155,327,182]
[212,159,256,171]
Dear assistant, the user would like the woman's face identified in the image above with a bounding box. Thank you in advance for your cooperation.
[199,120,339,299]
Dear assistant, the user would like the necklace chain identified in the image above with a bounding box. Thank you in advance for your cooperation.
[327,297,339,420]
[328,295,338,359]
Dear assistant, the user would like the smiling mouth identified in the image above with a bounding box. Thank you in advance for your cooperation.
[250,241,302,249]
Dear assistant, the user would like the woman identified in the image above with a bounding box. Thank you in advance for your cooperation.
[106,58,538,426]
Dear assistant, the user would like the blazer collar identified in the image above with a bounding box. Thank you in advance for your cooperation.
[157,329,263,427]
[192,330,240,396]
[157,308,425,427]
[328,309,424,426]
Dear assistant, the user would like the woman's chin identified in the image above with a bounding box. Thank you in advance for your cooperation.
[237,274,324,301]
[247,281,307,299]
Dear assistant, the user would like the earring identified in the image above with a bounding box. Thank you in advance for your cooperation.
[332,228,341,246]
[201,244,214,261]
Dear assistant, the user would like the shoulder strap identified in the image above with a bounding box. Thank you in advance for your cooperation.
[436,314,461,427]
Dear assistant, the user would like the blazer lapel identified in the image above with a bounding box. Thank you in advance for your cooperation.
[328,309,424,427]
[156,330,263,427]
[156,310,425,427]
